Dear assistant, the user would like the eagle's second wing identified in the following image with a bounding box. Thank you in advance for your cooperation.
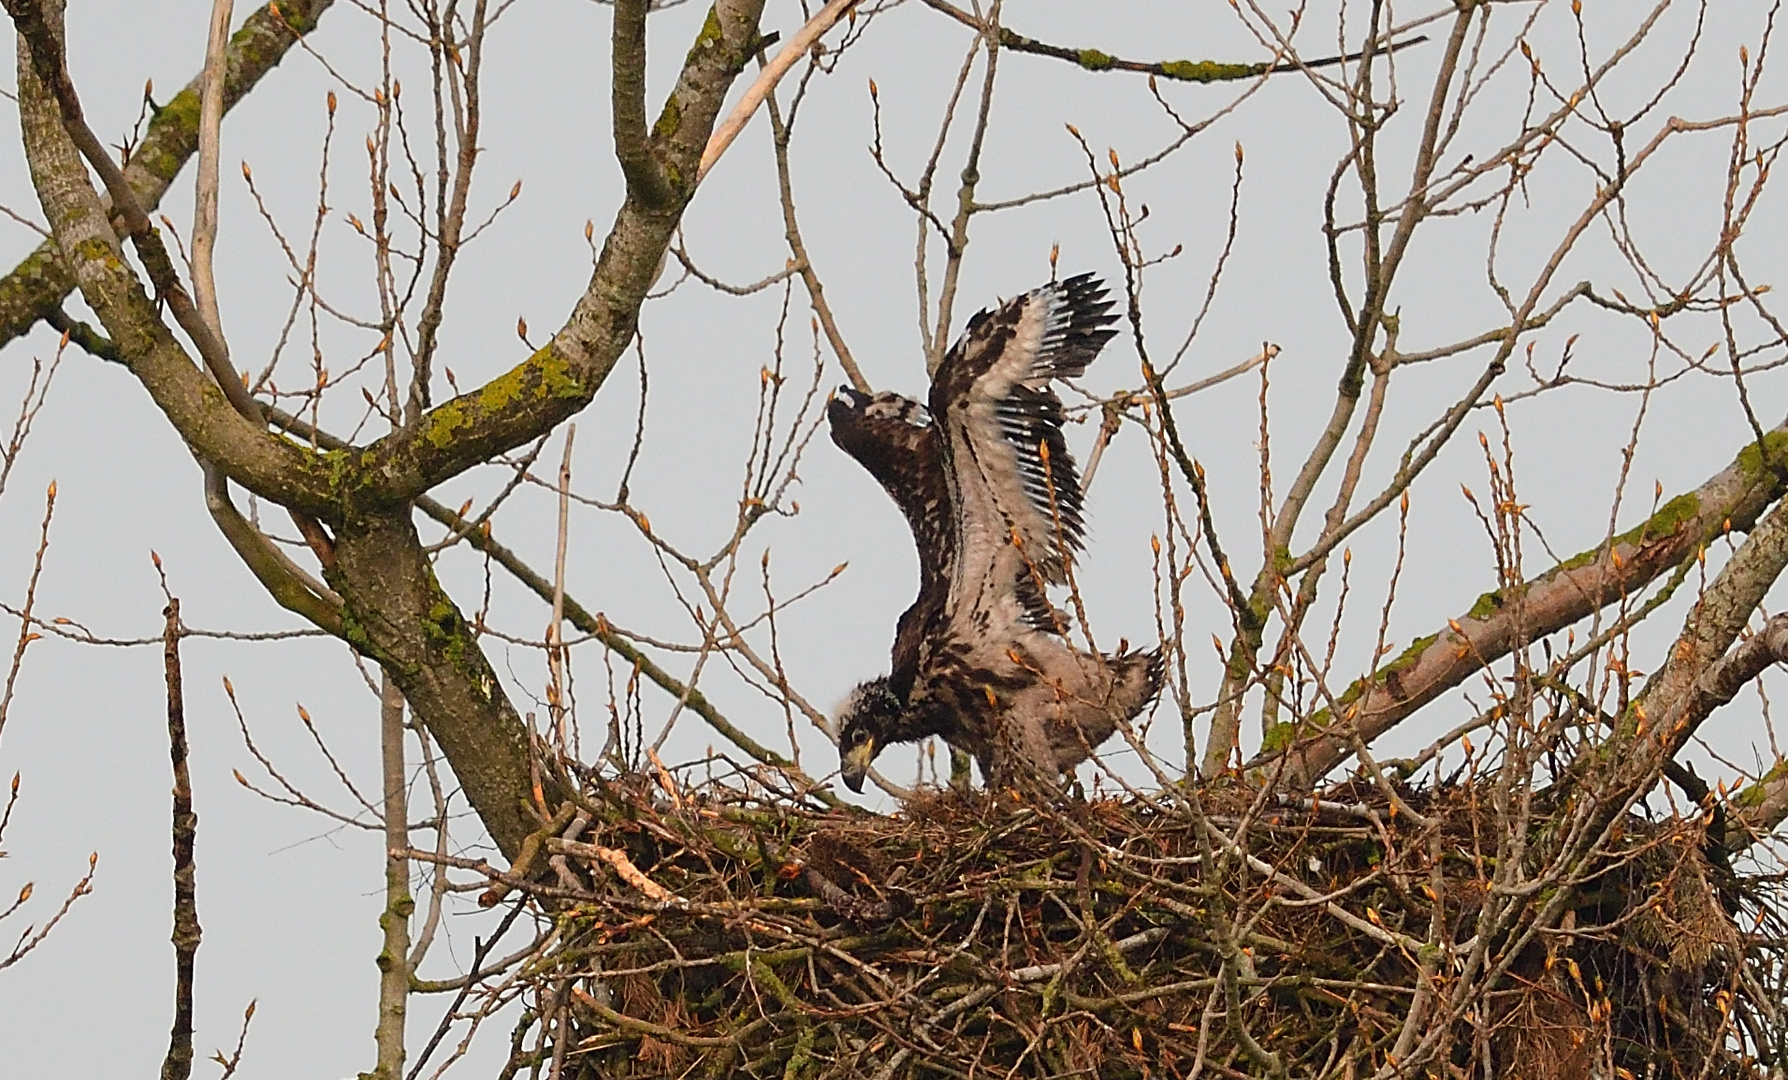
[827,387,952,698]
[930,273,1118,633]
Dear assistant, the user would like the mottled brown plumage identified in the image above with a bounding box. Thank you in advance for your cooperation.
[832,275,1163,794]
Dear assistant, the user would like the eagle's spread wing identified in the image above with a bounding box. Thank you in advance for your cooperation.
[930,273,1118,633]
[827,387,952,698]
[831,275,1144,795]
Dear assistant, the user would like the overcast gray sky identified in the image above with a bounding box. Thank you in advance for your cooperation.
[0,1,1782,1075]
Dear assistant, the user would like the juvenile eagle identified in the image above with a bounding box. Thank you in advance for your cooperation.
[831,273,1163,793]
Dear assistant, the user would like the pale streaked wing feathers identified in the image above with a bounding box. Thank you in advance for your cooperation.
[931,273,1117,612]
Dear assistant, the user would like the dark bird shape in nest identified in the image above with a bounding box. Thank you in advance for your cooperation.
[830,273,1164,794]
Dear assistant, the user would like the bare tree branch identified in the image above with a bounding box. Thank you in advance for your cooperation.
[372,675,410,1080]
[158,597,199,1080]
[918,0,1427,84]
[191,0,234,353]
[0,0,334,351]
[697,0,856,184]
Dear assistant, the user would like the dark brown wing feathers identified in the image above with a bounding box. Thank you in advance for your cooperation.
[827,389,952,698]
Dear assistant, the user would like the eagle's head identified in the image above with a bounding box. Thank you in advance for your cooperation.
[829,385,932,427]
[835,676,902,793]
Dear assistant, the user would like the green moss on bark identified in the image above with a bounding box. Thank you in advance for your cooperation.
[655,94,681,141]
[1157,59,1267,82]
[687,6,725,62]
[136,89,202,183]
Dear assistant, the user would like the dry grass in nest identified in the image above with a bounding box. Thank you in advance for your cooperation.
[488,771,1788,1079]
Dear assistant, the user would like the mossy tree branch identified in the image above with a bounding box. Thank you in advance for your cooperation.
[1571,494,1788,852]
[1729,758,1788,848]
[313,510,553,860]
[0,0,333,353]
[917,0,1426,84]
[12,0,340,517]
[1256,429,1788,787]
[353,0,767,505]
[13,0,771,859]
[11,1,345,636]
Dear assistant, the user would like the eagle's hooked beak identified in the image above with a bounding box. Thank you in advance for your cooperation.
[840,738,875,793]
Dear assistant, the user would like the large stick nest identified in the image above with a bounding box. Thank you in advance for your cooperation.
[496,772,1788,1079]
